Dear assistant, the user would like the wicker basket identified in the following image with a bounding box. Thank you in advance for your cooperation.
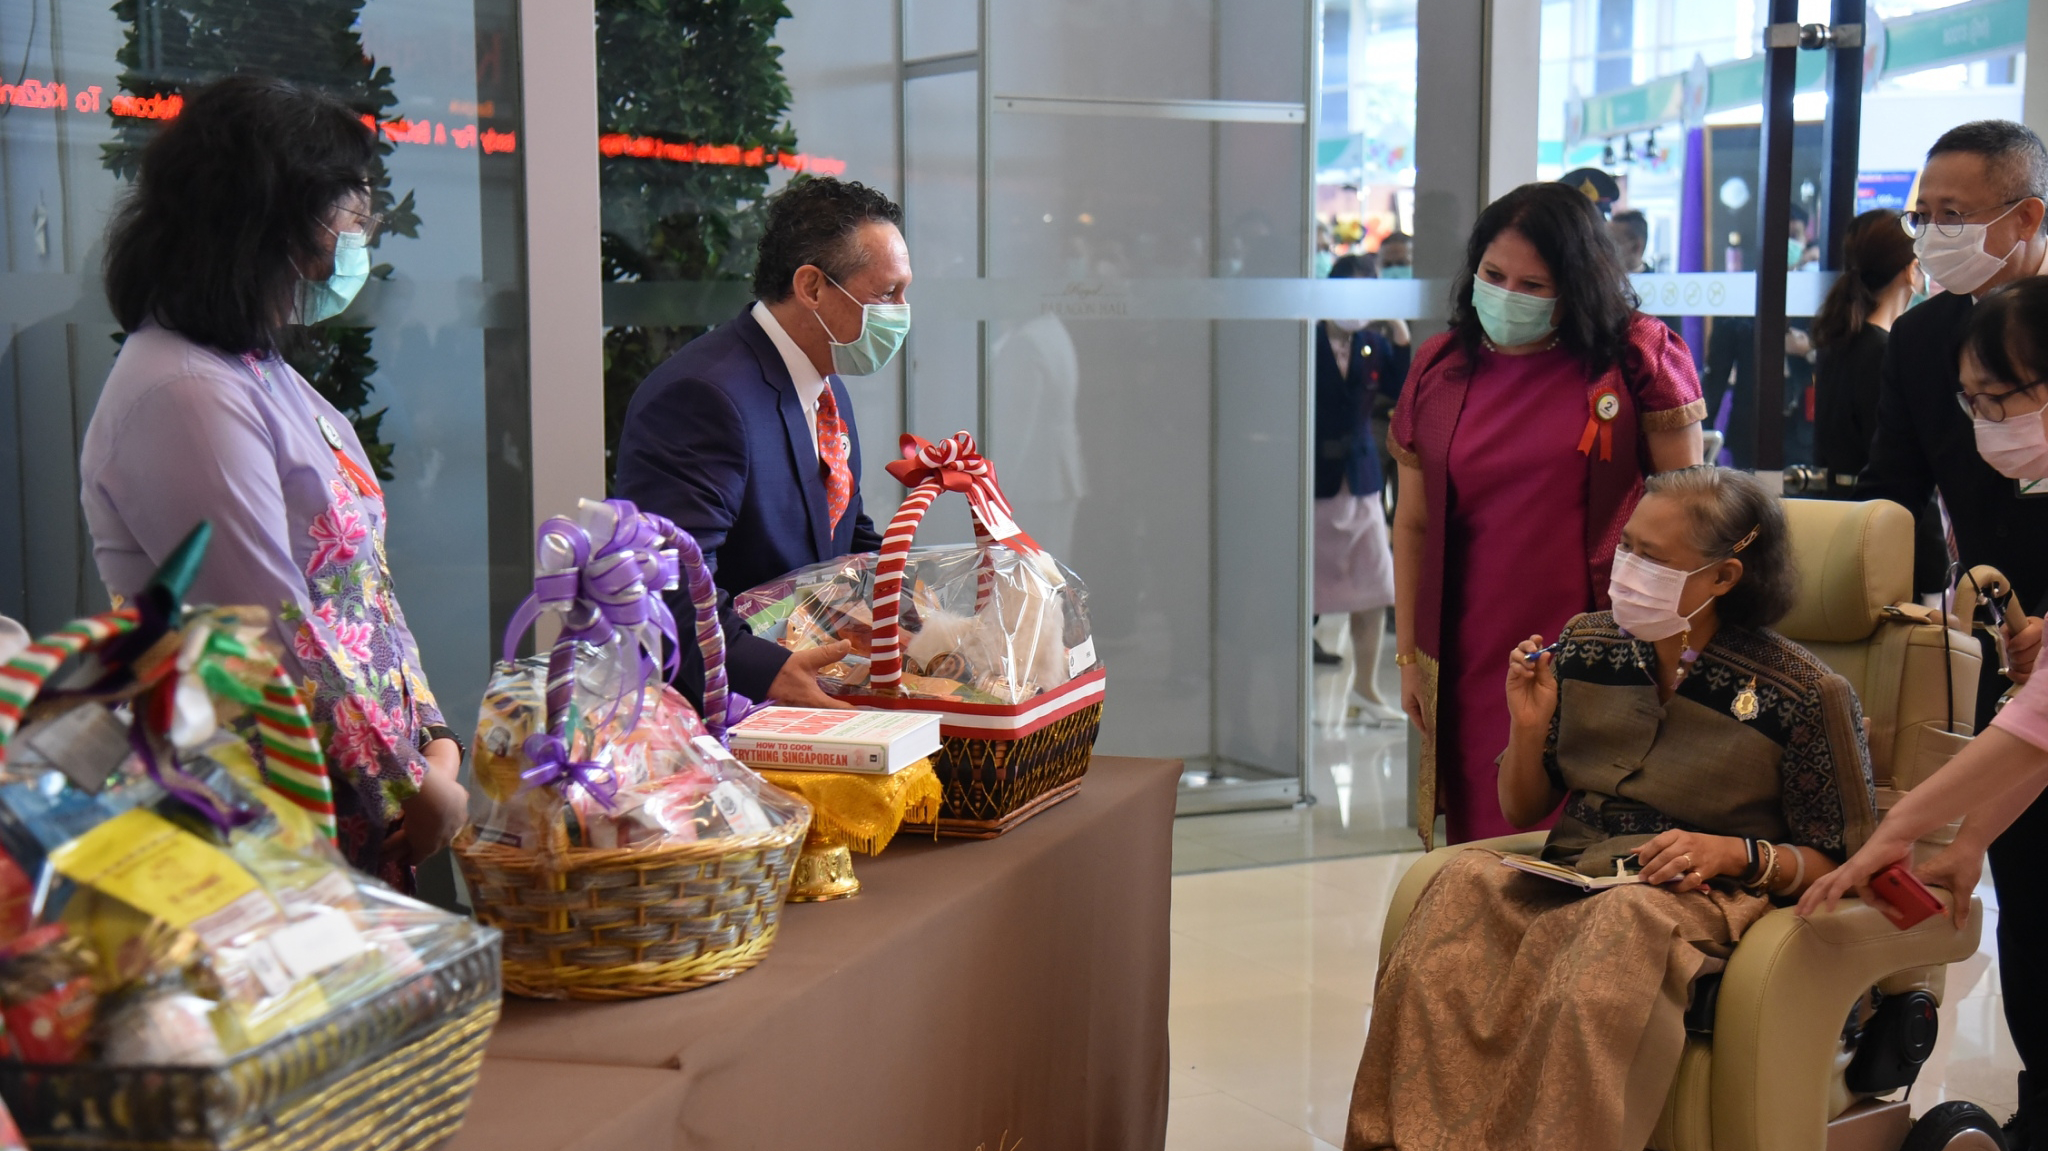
[0,605,500,1150]
[0,928,500,1150]
[852,433,1106,837]
[853,677,1105,839]
[457,500,811,999]
[455,821,806,999]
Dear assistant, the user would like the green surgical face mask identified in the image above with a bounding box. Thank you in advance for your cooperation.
[297,228,370,324]
[816,278,911,376]
[1471,275,1558,348]
[1380,264,1413,280]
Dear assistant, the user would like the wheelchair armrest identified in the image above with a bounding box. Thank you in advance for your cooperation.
[1707,893,1983,1151]
[1378,832,1547,967]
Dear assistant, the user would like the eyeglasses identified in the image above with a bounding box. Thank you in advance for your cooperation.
[326,204,384,244]
[1902,199,2025,239]
[1956,381,2048,422]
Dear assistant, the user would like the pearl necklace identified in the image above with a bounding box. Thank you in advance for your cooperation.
[1482,333,1562,354]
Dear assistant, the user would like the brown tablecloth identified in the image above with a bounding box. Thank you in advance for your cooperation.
[473,755,1179,1151]
[444,1060,687,1151]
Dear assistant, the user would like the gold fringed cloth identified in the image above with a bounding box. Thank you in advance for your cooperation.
[758,760,943,855]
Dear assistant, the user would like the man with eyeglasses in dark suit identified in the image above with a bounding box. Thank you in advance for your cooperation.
[1856,118,2048,1150]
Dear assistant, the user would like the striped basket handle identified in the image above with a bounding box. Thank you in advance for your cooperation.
[871,432,1044,691]
[0,609,337,843]
[665,527,733,737]
[0,610,141,756]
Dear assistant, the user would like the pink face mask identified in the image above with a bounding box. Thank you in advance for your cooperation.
[1608,549,1716,641]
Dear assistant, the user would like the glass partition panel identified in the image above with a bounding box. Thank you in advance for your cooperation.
[903,68,980,546]
[0,0,527,735]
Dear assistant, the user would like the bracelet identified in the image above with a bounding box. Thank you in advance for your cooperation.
[1741,837,1760,883]
[1783,845,1806,892]
[1394,652,1418,667]
[1746,841,1778,894]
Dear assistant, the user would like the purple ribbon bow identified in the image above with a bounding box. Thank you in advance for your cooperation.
[128,721,258,834]
[502,499,685,729]
[503,497,754,743]
[517,732,620,810]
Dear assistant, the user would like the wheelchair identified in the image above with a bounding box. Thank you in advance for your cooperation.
[1379,498,2006,1151]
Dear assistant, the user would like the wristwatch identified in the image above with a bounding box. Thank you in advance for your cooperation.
[418,725,465,757]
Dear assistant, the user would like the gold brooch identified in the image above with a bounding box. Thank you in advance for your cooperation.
[1732,676,1760,722]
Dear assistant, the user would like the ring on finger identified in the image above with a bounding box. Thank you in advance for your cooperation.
[1686,870,1701,884]
[1680,853,1693,871]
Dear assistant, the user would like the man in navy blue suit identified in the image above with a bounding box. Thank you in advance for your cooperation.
[615,178,910,709]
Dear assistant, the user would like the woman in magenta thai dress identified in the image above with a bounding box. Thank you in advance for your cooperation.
[1390,182,1705,847]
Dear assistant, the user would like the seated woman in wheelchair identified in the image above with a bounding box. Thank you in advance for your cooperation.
[1346,465,1877,1151]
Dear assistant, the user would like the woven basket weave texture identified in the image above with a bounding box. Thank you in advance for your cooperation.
[0,928,501,1149]
[906,701,1103,838]
[456,813,808,1000]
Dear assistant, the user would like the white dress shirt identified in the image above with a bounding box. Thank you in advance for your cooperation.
[752,300,827,463]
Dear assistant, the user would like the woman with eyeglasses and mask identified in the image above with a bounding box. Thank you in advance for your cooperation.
[78,76,466,890]
[1807,277,2048,912]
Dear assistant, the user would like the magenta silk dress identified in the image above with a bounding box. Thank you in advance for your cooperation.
[1440,345,1595,841]
[1391,316,1705,846]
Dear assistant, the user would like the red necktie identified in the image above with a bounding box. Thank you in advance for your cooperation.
[816,384,853,534]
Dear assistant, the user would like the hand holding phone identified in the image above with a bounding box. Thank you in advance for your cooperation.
[1867,861,1944,930]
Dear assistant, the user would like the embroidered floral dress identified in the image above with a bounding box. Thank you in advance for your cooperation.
[79,325,443,888]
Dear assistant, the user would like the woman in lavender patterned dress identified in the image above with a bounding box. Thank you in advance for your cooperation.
[77,76,467,890]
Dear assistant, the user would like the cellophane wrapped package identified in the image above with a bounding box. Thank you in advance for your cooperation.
[0,611,499,1148]
[734,544,1099,706]
[467,636,806,857]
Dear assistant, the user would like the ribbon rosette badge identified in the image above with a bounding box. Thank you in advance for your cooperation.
[1578,387,1622,462]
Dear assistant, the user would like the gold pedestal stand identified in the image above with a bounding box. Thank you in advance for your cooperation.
[757,759,942,902]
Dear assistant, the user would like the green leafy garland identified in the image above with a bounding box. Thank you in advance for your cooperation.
[103,0,420,480]
[598,0,798,479]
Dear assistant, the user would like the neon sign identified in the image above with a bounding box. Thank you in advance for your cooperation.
[599,132,845,176]
[362,115,516,154]
[0,79,104,113]
[1,77,851,175]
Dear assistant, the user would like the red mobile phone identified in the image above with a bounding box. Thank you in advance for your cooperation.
[1868,862,1945,930]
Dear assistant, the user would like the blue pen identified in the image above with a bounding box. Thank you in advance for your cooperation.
[1524,640,1563,663]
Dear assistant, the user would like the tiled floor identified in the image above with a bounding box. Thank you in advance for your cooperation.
[1162,626,2024,1150]
[1162,850,2023,1150]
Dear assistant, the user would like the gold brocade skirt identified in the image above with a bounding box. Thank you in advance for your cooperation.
[1345,851,1770,1151]
[1413,651,1440,850]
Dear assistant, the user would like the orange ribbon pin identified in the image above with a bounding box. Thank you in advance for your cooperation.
[1577,387,1621,462]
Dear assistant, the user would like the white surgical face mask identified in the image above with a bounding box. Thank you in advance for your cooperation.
[1973,409,2048,480]
[1608,549,1718,642]
[1914,202,2023,296]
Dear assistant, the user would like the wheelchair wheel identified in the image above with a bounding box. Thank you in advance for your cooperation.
[1899,1101,2008,1150]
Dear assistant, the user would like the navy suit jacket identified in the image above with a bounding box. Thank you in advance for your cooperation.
[614,306,884,708]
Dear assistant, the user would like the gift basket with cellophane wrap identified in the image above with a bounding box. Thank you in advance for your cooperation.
[454,499,809,1000]
[0,526,499,1151]
[734,433,1105,837]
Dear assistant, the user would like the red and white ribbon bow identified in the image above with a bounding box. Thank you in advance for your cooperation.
[884,432,1040,551]
[871,432,1043,689]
